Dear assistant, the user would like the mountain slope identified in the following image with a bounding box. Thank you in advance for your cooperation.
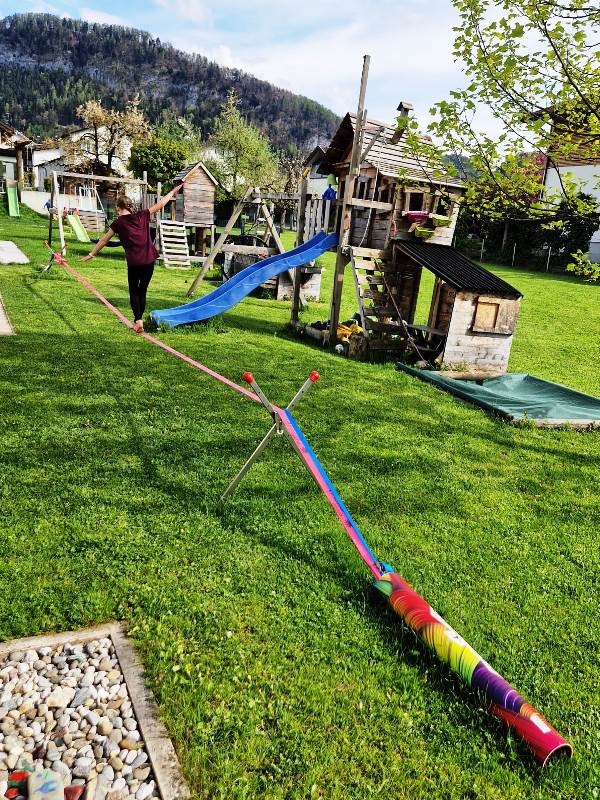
[0,13,339,151]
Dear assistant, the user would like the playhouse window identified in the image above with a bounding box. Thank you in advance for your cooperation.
[472,296,519,335]
[408,192,425,211]
[356,178,372,200]
[436,195,453,217]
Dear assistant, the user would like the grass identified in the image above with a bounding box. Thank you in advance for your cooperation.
[0,203,599,799]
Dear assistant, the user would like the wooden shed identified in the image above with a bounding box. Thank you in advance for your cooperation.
[173,161,217,226]
[172,161,217,256]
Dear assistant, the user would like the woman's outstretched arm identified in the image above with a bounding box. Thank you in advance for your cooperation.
[148,183,183,216]
[79,229,115,263]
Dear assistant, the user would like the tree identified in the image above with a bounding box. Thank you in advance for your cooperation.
[155,112,203,162]
[129,137,189,189]
[205,91,282,200]
[403,0,600,224]
[275,149,306,228]
[61,97,151,174]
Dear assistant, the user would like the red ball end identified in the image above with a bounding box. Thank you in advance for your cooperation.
[242,372,254,385]
[309,371,320,383]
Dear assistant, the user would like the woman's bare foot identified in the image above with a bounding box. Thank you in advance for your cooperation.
[133,320,144,333]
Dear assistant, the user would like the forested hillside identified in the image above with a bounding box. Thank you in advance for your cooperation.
[0,13,338,151]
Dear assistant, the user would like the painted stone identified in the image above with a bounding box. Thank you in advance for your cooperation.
[28,769,64,800]
[8,771,31,788]
[64,786,86,800]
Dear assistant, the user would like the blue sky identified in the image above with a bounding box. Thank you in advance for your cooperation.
[1,0,473,131]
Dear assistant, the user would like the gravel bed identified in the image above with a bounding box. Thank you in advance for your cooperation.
[0,637,159,800]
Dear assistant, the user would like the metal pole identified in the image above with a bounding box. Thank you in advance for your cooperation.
[480,237,486,262]
[222,371,320,500]
[545,246,552,272]
[511,242,516,267]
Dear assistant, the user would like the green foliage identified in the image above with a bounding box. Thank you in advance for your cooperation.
[207,92,282,200]
[457,192,600,270]
[129,137,189,189]
[0,207,599,799]
[155,113,203,161]
[566,249,600,282]
[0,13,338,151]
[403,0,600,224]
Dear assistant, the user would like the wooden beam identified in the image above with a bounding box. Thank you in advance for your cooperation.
[360,125,385,163]
[53,171,65,253]
[56,171,148,185]
[328,55,370,348]
[221,244,278,256]
[348,246,387,259]
[347,198,394,211]
[186,187,253,296]
[292,178,308,324]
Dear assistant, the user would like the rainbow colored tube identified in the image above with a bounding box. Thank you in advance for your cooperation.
[374,571,572,765]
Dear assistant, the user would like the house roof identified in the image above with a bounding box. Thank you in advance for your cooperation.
[319,113,465,190]
[394,241,522,298]
[304,146,326,167]
[173,161,218,186]
[0,120,33,146]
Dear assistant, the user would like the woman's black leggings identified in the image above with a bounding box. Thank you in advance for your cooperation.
[127,263,155,321]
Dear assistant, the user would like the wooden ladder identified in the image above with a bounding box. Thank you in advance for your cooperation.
[349,247,405,335]
[158,219,192,270]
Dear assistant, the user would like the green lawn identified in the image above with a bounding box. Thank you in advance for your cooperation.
[0,205,599,799]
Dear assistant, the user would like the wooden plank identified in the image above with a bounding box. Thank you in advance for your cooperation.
[349,246,386,259]
[323,199,332,232]
[347,198,394,211]
[221,245,278,256]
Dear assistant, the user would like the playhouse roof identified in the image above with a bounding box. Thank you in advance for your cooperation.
[395,241,522,298]
[319,113,465,189]
[173,161,219,186]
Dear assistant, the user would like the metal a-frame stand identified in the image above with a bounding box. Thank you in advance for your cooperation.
[186,187,287,297]
[221,370,320,500]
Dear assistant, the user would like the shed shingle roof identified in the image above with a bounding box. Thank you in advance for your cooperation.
[394,241,522,298]
[319,113,465,190]
[174,161,218,186]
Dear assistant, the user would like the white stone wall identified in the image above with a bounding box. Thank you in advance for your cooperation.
[442,292,520,372]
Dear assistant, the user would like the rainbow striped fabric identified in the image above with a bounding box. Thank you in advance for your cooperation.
[374,571,572,765]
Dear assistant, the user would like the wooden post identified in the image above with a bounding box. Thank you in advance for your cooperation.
[155,181,162,227]
[291,178,309,323]
[328,55,370,348]
[16,147,24,191]
[187,187,253,296]
[48,172,55,247]
[53,171,65,254]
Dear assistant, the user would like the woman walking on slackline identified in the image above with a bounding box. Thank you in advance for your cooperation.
[80,184,183,332]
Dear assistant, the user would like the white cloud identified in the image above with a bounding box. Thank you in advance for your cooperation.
[22,0,71,16]
[153,0,211,24]
[80,7,127,25]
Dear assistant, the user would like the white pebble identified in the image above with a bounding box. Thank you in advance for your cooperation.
[136,781,155,800]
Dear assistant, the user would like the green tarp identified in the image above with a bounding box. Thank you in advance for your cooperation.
[396,365,600,427]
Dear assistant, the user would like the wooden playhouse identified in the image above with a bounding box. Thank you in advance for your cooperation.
[297,108,522,373]
[173,161,217,254]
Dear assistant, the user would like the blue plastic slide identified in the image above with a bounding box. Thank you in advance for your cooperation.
[152,231,338,328]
